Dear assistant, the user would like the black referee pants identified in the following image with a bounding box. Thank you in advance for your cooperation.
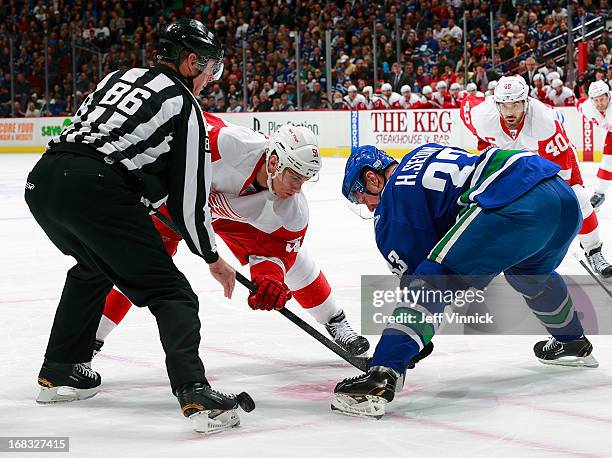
[25,151,205,391]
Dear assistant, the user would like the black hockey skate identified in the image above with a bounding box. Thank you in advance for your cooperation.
[585,245,612,278]
[533,336,599,368]
[325,310,370,355]
[36,360,101,403]
[590,192,605,211]
[331,366,399,419]
[175,381,255,434]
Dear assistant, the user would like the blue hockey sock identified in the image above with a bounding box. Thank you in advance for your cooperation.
[505,271,584,342]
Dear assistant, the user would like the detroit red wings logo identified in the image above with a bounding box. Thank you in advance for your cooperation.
[312,148,319,157]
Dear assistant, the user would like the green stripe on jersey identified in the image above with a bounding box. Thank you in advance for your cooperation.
[429,205,479,263]
[460,149,522,204]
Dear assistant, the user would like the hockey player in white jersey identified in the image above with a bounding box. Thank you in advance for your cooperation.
[461,75,612,277]
[485,80,498,97]
[399,85,420,108]
[577,80,612,209]
[94,117,370,358]
[465,82,484,98]
[548,79,576,107]
[343,85,367,110]
[530,73,552,105]
[373,83,402,109]
[362,86,375,109]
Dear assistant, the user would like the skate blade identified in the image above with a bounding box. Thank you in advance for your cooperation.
[189,409,240,434]
[537,353,599,368]
[331,394,386,419]
[36,385,100,404]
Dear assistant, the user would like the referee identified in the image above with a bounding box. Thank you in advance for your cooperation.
[25,19,245,428]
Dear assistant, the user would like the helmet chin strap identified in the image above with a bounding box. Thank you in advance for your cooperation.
[265,150,280,196]
[266,167,279,195]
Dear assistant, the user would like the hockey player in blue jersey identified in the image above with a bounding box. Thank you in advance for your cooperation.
[332,143,598,419]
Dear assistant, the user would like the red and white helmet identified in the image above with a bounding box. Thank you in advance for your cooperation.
[493,75,529,103]
[588,80,610,99]
[266,124,321,189]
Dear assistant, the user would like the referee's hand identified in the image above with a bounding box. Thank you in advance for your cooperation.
[209,257,236,299]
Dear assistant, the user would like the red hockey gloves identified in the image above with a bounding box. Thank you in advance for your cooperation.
[248,276,292,311]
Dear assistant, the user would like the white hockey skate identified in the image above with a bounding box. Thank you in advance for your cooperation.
[325,310,370,356]
[585,246,612,278]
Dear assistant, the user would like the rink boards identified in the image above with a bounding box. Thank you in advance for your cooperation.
[0,108,604,162]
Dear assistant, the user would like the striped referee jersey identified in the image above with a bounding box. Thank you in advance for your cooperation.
[47,66,218,263]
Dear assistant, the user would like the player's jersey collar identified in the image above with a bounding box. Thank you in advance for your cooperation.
[499,111,526,139]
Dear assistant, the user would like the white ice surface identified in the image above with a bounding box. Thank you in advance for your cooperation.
[1,154,612,458]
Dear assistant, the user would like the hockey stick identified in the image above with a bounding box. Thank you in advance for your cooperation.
[152,209,371,372]
[570,251,612,299]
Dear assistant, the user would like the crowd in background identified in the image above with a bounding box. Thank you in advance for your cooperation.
[0,0,610,117]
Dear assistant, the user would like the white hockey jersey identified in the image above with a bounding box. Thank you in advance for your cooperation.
[547,86,575,107]
[577,95,612,132]
[343,93,367,110]
[460,95,582,185]
[399,93,421,108]
[202,112,310,275]
[373,92,402,109]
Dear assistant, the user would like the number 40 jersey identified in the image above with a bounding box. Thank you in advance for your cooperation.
[460,95,583,186]
[374,143,560,276]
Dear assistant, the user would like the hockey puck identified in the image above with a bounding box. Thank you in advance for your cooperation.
[237,392,255,412]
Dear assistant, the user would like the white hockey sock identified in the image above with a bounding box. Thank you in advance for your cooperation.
[305,295,342,324]
[96,315,118,342]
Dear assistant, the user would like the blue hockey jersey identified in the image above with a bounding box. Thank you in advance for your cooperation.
[374,143,560,276]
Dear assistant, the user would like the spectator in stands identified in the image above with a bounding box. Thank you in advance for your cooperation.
[279,92,295,111]
[247,95,260,113]
[469,63,501,93]
[25,101,41,117]
[258,91,273,112]
[304,81,325,110]
[227,95,243,113]
[0,0,606,115]
[522,57,539,87]
[332,91,345,110]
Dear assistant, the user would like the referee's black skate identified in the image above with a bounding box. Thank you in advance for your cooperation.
[331,366,399,419]
[534,336,599,368]
[325,310,370,355]
[175,381,255,434]
[36,360,101,403]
